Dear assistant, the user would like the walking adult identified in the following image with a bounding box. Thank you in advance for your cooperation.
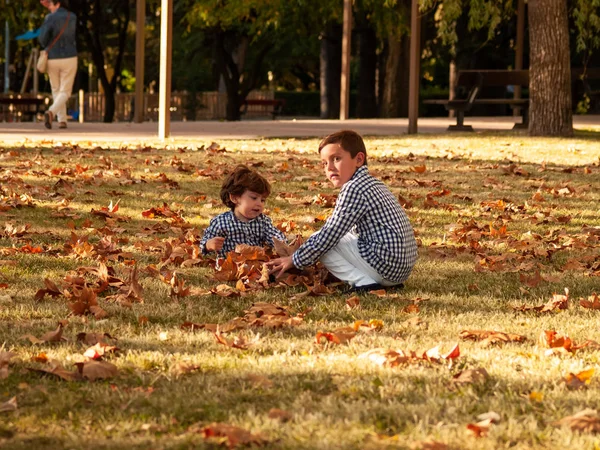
[38,0,77,129]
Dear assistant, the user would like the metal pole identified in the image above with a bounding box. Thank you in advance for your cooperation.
[134,0,146,123]
[339,0,351,120]
[33,48,39,94]
[4,0,10,93]
[78,89,84,123]
[158,0,172,139]
[407,0,421,134]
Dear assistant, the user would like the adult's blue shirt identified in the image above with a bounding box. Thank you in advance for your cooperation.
[38,7,77,60]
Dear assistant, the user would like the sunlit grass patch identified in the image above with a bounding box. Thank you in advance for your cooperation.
[1,133,600,449]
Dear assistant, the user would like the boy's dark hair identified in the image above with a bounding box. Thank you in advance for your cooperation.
[220,165,272,209]
[318,130,367,165]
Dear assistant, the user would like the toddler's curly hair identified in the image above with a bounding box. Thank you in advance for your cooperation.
[220,165,272,209]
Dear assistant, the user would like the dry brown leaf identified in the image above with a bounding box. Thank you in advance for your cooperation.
[564,368,595,390]
[34,278,63,301]
[200,422,269,448]
[353,319,384,332]
[268,408,293,422]
[513,289,569,313]
[22,323,67,344]
[403,316,427,328]
[539,330,575,354]
[75,360,118,381]
[453,368,490,385]
[83,342,119,360]
[211,284,240,297]
[553,409,600,433]
[272,236,302,257]
[0,396,17,413]
[459,329,526,346]
[76,332,116,345]
[580,293,600,310]
[315,330,356,345]
[466,418,493,437]
[245,374,273,389]
[410,440,449,450]
[345,296,360,310]
[170,361,201,378]
[28,363,81,381]
[358,348,410,367]
[214,331,260,350]
[69,287,107,318]
[402,303,420,314]
[0,351,16,380]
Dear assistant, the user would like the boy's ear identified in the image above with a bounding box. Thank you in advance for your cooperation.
[356,152,366,166]
[229,194,239,205]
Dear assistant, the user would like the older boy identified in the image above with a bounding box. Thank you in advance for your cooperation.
[268,130,417,290]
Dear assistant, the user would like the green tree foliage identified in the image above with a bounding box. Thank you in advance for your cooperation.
[184,0,338,120]
[573,0,600,65]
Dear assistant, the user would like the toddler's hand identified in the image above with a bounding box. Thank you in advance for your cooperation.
[206,237,225,252]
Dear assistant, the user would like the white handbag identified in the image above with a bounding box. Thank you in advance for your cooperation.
[37,50,48,73]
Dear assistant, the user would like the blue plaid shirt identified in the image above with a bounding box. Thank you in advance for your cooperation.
[200,210,286,257]
[292,166,418,283]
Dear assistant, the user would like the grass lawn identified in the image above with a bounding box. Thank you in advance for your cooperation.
[1,131,600,449]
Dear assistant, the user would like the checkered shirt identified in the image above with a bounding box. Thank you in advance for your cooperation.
[200,210,286,257]
[292,166,418,283]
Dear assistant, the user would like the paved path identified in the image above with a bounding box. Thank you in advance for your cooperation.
[1,116,599,145]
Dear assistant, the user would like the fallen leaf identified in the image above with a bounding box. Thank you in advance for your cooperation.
[268,408,293,422]
[453,368,490,385]
[200,422,269,448]
[0,351,16,379]
[75,360,118,381]
[564,368,595,390]
[214,331,260,350]
[272,236,303,257]
[553,409,600,433]
[0,396,17,413]
[28,363,81,381]
[21,323,67,344]
[459,330,526,346]
[466,418,493,437]
[529,391,544,402]
[409,440,449,450]
[245,374,273,389]
[345,296,360,310]
[315,330,356,345]
[580,293,600,310]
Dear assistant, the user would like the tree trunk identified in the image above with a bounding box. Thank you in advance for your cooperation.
[356,19,377,118]
[380,34,410,118]
[69,0,130,123]
[214,31,242,121]
[319,23,342,119]
[527,0,573,136]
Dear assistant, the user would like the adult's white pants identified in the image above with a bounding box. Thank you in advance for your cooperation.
[47,56,78,123]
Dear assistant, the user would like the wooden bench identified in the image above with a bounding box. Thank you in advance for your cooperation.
[0,95,47,122]
[424,70,529,131]
[241,99,285,120]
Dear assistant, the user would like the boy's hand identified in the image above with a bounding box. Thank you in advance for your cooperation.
[267,256,295,279]
[206,237,225,252]
[40,0,51,8]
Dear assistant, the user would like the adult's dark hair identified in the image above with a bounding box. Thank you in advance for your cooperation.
[220,165,272,209]
[318,129,368,165]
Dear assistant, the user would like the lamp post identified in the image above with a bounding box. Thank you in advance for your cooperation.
[4,0,9,93]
